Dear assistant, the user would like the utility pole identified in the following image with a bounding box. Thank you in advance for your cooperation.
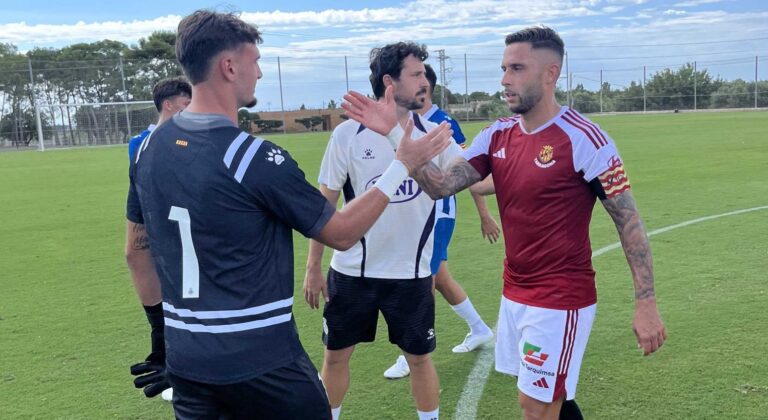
[435,49,448,109]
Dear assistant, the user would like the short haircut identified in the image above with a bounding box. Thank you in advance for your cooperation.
[152,77,192,112]
[369,42,428,99]
[424,64,437,93]
[176,10,263,84]
[504,26,565,61]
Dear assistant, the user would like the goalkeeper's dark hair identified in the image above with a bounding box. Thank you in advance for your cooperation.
[176,10,262,84]
[369,42,428,99]
[152,77,191,112]
[504,26,564,62]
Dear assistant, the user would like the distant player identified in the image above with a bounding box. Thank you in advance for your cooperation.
[303,42,457,420]
[127,77,191,160]
[127,11,452,419]
[340,26,667,420]
[382,64,498,380]
[125,76,190,401]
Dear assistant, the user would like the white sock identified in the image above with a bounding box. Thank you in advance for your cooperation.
[331,406,342,420]
[451,298,489,334]
[418,408,439,420]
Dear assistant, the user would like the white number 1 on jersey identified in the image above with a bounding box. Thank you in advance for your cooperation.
[168,206,200,298]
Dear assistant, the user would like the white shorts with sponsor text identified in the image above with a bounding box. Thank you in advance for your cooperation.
[495,296,596,403]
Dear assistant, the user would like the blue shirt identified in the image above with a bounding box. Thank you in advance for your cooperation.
[127,112,335,384]
[423,105,465,218]
[127,124,156,161]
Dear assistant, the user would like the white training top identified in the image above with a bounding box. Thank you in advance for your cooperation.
[318,113,462,279]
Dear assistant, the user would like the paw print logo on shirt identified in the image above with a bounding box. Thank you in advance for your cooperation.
[266,148,285,165]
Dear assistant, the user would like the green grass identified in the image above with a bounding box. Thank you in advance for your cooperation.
[0,111,766,419]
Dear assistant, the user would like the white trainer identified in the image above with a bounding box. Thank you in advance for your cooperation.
[383,355,410,379]
[452,330,494,353]
[161,387,173,402]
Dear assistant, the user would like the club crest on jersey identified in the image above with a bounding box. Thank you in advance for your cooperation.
[365,175,422,203]
[534,145,556,168]
[266,148,285,165]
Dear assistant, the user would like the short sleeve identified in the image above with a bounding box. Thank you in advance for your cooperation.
[447,118,466,145]
[460,124,494,179]
[571,130,631,199]
[241,141,335,238]
[126,162,144,224]
[317,126,351,191]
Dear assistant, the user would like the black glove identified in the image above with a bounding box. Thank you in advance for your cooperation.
[131,350,170,398]
[131,303,170,398]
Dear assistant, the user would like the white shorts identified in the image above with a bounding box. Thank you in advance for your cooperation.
[495,296,596,403]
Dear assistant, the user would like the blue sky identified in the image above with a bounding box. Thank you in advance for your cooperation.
[1,0,766,110]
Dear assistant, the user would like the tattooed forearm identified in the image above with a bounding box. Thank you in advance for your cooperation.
[131,224,151,250]
[411,158,483,200]
[601,190,655,300]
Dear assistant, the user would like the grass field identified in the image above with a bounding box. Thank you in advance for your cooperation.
[1,111,767,419]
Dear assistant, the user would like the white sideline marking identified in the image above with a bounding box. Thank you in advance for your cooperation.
[453,205,768,420]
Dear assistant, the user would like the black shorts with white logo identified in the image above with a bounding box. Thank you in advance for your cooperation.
[167,352,331,420]
[322,268,436,355]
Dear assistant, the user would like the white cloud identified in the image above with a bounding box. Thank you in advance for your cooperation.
[663,9,688,15]
[673,0,727,7]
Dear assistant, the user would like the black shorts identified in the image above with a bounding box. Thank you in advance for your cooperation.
[167,352,330,420]
[322,268,436,355]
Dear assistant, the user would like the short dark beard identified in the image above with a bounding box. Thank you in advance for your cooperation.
[508,86,542,114]
[396,94,425,111]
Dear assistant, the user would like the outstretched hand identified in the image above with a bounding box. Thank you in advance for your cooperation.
[341,85,398,136]
[395,120,453,173]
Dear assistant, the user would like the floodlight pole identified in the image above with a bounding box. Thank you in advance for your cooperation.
[756,56,759,109]
[599,69,603,113]
[643,65,647,113]
[693,61,697,111]
[119,55,132,137]
[344,56,350,92]
[277,56,286,134]
[464,53,469,121]
[28,58,45,151]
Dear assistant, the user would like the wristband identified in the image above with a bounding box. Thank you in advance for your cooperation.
[385,124,405,149]
[374,160,409,199]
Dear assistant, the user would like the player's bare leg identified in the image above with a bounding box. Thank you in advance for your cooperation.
[519,393,563,420]
[434,261,493,353]
[403,352,440,417]
[322,346,356,417]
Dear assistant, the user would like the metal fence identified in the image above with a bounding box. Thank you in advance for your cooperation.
[0,52,765,150]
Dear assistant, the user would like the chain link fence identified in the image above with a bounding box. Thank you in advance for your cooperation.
[0,52,765,150]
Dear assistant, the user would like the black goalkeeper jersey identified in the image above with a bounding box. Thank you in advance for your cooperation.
[127,112,334,384]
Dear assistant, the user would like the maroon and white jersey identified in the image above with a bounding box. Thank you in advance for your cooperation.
[462,106,631,310]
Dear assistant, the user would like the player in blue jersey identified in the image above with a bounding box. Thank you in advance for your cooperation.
[127,77,191,160]
[382,65,499,380]
[125,76,190,401]
[126,10,454,419]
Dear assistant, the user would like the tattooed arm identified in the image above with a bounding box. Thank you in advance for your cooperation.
[125,221,161,305]
[601,190,667,356]
[411,157,484,200]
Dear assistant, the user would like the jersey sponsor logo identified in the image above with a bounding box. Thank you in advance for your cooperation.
[532,377,550,389]
[534,145,556,169]
[175,139,188,147]
[365,176,423,203]
[493,148,506,159]
[598,155,630,198]
[523,341,550,366]
[266,148,285,165]
[362,148,375,160]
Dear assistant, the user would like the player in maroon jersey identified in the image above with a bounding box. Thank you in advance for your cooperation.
[340,26,667,420]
